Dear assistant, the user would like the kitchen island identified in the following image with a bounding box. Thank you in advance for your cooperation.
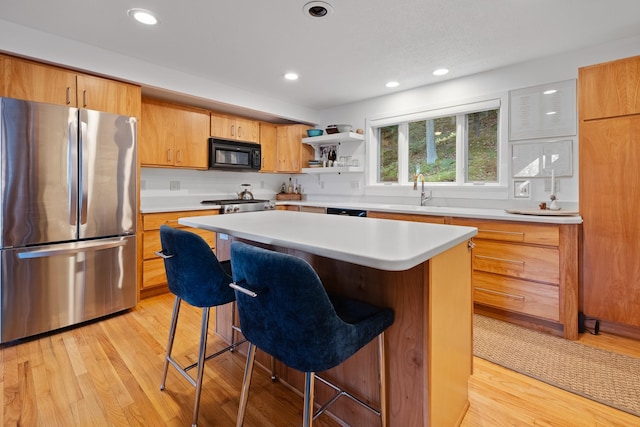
[180,210,477,427]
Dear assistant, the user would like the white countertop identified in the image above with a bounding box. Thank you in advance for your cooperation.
[179,210,477,271]
[141,196,582,224]
[282,201,583,224]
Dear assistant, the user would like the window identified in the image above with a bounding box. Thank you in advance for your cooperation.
[370,98,504,190]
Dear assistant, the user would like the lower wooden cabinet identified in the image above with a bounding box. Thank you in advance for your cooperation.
[367,211,579,339]
[141,210,218,298]
[451,218,578,339]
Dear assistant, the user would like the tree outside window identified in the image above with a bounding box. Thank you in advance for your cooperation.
[375,106,499,185]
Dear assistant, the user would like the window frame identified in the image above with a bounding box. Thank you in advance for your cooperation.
[365,94,509,200]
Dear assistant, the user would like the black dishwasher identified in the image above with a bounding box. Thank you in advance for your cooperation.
[326,207,367,217]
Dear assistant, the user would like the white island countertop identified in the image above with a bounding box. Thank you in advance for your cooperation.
[179,210,477,271]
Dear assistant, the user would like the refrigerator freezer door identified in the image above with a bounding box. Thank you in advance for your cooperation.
[0,235,137,343]
[0,98,78,247]
[79,109,137,239]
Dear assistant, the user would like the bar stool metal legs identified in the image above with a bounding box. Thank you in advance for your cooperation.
[160,297,243,427]
[235,332,388,427]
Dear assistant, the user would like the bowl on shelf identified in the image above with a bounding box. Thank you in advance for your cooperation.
[325,124,352,134]
[306,129,324,137]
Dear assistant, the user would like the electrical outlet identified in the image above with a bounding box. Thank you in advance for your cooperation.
[514,180,530,198]
[169,180,180,191]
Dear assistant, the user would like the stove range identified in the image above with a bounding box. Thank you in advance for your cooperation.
[201,198,275,214]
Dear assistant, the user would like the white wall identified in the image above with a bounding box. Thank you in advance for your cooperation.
[296,35,640,209]
[141,167,294,205]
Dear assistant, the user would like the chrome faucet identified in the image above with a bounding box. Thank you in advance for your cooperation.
[414,173,432,206]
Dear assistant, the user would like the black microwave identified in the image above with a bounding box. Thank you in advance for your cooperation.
[209,138,261,171]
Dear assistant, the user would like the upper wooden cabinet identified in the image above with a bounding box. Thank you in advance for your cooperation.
[259,122,278,172]
[0,53,141,118]
[140,98,209,169]
[75,74,140,117]
[274,124,313,173]
[211,112,259,143]
[578,55,640,121]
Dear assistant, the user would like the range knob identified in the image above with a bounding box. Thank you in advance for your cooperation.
[232,206,240,213]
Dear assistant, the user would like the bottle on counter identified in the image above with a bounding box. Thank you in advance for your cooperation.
[280,182,286,193]
[287,177,294,194]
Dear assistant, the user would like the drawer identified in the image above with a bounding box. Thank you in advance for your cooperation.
[143,210,218,231]
[367,211,446,224]
[473,240,559,284]
[299,206,326,214]
[451,218,559,246]
[473,271,559,321]
[143,227,215,260]
[142,258,168,289]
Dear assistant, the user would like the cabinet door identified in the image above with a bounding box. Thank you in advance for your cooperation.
[236,117,259,143]
[76,74,141,117]
[580,116,640,326]
[211,113,235,139]
[275,124,312,172]
[579,56,640,120]
[0,54,77,106]
[259,122,277,172]
[140,99,208,169]
[173,105,209,169]
[140,99,175,167]
[276,125,300,172]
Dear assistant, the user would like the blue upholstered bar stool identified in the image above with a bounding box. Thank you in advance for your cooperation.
[229,241,395,427]
[156,225,241,427]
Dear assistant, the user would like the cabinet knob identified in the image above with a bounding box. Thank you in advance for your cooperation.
[167,148,173,162]
[82,90,87,108]
[231,125,235,136]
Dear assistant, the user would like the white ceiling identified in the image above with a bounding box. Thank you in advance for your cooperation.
[2,0,640,113]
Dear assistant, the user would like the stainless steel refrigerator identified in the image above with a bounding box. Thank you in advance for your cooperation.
[0,97,137,343]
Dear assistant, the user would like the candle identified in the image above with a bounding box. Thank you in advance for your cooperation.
[550,169,555,196]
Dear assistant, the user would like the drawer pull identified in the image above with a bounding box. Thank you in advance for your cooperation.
[475,255,525,267]
[475,287,525,302]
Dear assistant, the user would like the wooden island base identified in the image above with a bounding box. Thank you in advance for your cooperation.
[217,240,473,427]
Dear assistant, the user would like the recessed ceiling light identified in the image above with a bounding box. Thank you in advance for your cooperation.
[284,72,299,81]
[546,111,557,115]
[543,89,558,95]
[303,1,334,18]
[432,68,449,76]
[385,81,399,88]
[127,8,158,25]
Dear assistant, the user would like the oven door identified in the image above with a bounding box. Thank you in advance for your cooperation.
[209,138,260,170]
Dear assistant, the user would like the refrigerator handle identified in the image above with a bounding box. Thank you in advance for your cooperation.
[69,119,79,226]
[17,239,128,259]
[79,119,89,225]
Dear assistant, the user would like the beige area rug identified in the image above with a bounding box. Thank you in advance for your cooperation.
[473,315,640,417]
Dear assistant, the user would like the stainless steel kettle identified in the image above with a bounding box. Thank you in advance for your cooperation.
[237,184,254,200]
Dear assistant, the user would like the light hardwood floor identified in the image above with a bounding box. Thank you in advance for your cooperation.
[2,293,639,426]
